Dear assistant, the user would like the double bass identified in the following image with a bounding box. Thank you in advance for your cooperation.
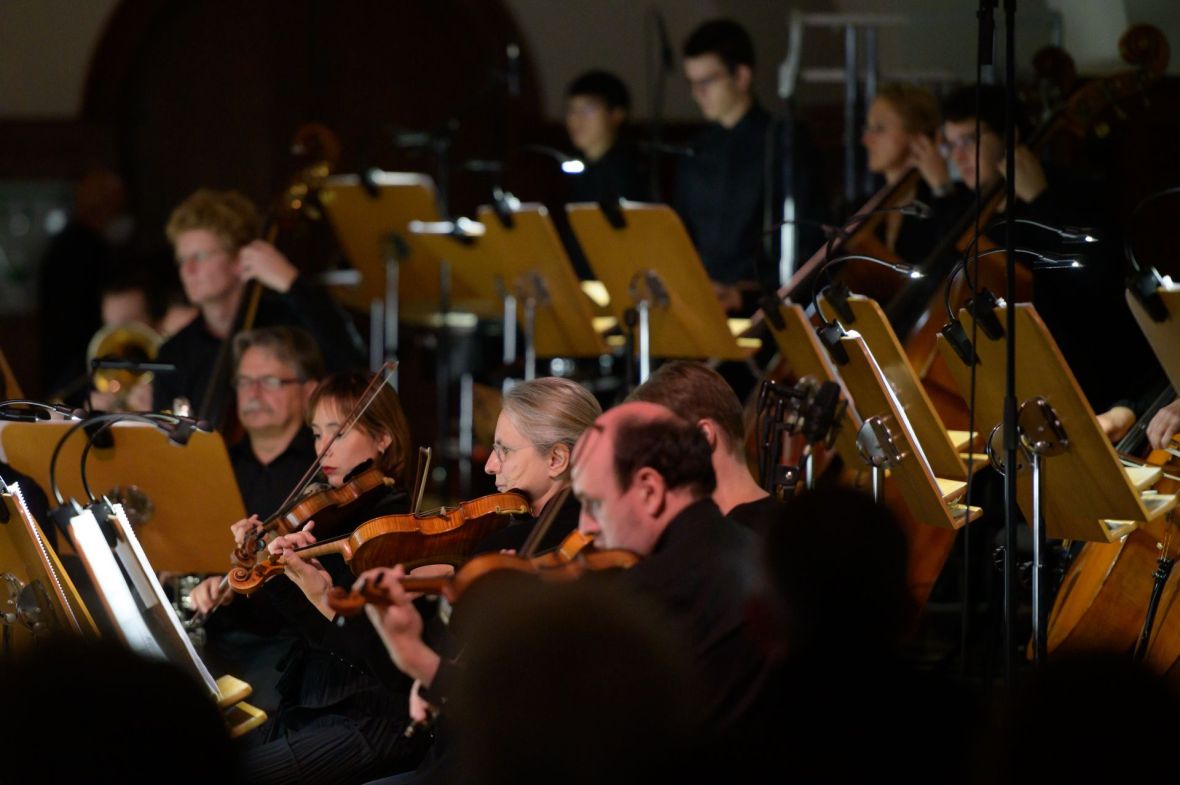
[196,123,342,432]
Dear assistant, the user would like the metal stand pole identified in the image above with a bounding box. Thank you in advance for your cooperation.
[636,298,652,384]
[383,246,402,389]
[522,294,537,381]
[1030,450,1048,664]
[502,289,517,370]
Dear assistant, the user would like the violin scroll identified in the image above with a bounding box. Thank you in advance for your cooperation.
[1120,24,1169,75]
[227,560,284,596]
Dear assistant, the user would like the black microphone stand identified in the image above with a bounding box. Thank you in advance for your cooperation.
[1000,0,1027,682]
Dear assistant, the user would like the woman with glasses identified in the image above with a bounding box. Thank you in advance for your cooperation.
[860,82,972,262]
[294,377,602,785]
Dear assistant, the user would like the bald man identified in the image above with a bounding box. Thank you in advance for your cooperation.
[572,401,770,738]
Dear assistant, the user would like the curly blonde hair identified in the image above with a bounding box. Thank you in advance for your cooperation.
[165,188,259,251]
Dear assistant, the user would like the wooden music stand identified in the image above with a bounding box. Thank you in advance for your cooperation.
[566,203,759,375]
[937,303,1176,542]
[319,171,478,315]
[0,483,98,654]
[477,204,611,362]
[406,217,507,319]
[833,330,981,530]
[761,302,864,467]
[1126,284,1180,390]
[818,293,973,481]
[0,422,245,574]
[67,501,265,737]
[0,343,22,398]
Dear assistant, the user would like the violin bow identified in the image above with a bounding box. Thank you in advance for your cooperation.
[412,446,432,514]
[517,485,572,559]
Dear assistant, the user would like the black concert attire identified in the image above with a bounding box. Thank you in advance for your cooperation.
[466,489,581,556]
[874,179,975,265]
[152,276,365,413]
[558,140,651,280]
[234,475,427,785]
[675,103,827,311]
[620,498,769,733]
[230,426,318,520]
[37,220,114,393]
[726,494,788,538]
[980,173,1163,417]
[203,426,319,716]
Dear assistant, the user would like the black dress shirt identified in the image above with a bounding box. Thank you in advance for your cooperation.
[622,497,770,734]
[675,103,827,293]
[239,482,424,782]
[229,426,317,519]
[152,275,365,413]
[726,494,788,538]
[559,140,651,280]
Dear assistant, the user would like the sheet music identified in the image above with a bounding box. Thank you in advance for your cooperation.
[5,482,83,634]
[107,503,221,699]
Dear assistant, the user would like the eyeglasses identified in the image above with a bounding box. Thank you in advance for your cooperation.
[687,71,728,92]
[232,375,305,392]
[939,133,980,156]
[176,247,229,267]
[491,441,526,462]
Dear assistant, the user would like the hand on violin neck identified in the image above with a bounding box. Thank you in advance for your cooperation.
[355,566,439,684]
[271,522,334,618]
[231,514,264,549]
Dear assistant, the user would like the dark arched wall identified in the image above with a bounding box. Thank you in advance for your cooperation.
[83,0,542,253]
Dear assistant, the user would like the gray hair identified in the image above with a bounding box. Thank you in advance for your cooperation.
[232,325,326,381]
[501,377,601,458]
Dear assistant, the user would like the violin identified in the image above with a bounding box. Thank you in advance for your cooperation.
[228,490,531,594]
[231,461,394,567]
[324,529,637,610]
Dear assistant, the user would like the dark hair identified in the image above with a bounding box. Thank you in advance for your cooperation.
[628,361,746,456]
[683,18,755,72]
[233,325,326,382]
[307,371,412,485]
[612,415,716,498]
[566,69,631,112]
[942,83,1031,140]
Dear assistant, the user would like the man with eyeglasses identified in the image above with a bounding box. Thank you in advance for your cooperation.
[152,188,364,415]
[226,325,325,519]
[942,85,1164,442]
[187,325,326,715]
[675,18,826,316]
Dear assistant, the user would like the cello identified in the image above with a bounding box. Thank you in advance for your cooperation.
[1044,385,1180,668]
